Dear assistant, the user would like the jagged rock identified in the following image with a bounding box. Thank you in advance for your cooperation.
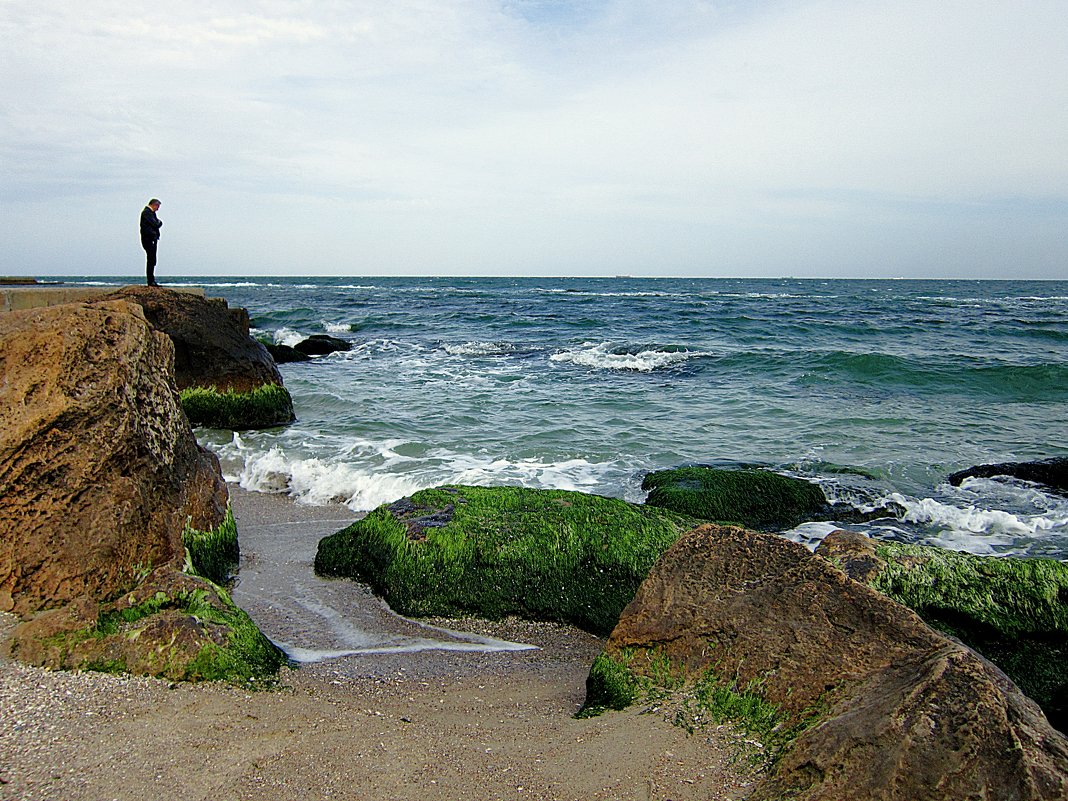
[294,333,351,356]
[642,465,901,530]
[817,529,1068,731]
[948,457,1068,496]
[587,524,1068,801]
[0,301,283,682]
[91,286,294,428]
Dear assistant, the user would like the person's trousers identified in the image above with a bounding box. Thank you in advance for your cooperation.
[142,238,158,285]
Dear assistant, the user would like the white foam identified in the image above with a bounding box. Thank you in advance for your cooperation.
[440,452,616,493]
[273,326,304,347]
[444,341,515,356]
[550,342,709,372]
[229,446,422,511]
[890,492,1066,537]
[323,322,352,333]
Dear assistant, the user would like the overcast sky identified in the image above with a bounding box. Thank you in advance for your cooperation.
[2,1,1066,279]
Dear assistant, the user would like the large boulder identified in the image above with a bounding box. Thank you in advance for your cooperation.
[816,529,1068,731]
[0,301,226,614]
[586,524,1068,801]
[0,301,284,682]
[315,485,699,635]
[642,465,900,530]
[92,286,294,428]
[948,457,1068,496]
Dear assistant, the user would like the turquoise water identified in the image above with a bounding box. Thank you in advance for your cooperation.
[83,276,1068,559]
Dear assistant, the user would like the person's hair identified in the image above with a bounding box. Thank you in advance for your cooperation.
[148,198,161,206]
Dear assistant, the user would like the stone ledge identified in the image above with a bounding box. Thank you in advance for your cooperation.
[1,284,205,312]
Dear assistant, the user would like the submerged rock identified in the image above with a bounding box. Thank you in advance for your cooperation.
[93,286,294,428]
[948,456,1068,496]
[0,301,284,682]
[642,465,900,530]
[264,342,311,363]
[585,523,1068,800]
[817,529,1068,732]
[294,333,351,356]
[315,485,699,635]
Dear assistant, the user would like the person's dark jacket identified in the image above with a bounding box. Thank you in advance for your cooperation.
[140,206,162,243]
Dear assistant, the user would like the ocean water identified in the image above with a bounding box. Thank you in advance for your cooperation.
[81,276,1068,560]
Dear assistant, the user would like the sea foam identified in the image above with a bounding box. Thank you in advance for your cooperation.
[550,342,709,372]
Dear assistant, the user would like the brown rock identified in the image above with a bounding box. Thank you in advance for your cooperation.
[92,285,285,395]
[0,301,227,616]
[600,524,1068,801]
[812,528,888,582]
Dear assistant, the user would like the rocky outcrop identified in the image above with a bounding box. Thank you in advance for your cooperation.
[0,301,284,682]
[642,466,901,530]
[92,286,294,428]
[315,485,699,635]
[817,529,1068,731]
[587,524,1068,801]
[948,457,1068,496]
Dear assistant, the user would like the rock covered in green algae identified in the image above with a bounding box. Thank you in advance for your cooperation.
[642,465,900,530]
[9,568,287,684]
[314,485,700,636]
[642,466,830,529]
[817,529,1068,732]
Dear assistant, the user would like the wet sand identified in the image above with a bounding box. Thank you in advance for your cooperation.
[0,488,758,801]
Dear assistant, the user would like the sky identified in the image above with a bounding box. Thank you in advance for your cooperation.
[1,0,1066,279]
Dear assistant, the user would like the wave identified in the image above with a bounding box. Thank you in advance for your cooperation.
[550,342,711,372]
[225,446,422,510]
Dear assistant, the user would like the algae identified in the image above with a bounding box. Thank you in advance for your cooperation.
[180,383,294,430]
[869,541,1068,731]
[642,467,829,530]
[182,506,239,586]
[315,485,699,636]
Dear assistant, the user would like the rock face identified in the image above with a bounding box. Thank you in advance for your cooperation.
[0,301,284,682]
[591,524,1068,801]
[817,529,1068,732]
[92,286,295,428]
[0,301,227,615]
[94,286,284,394]
[948,457,1068,496]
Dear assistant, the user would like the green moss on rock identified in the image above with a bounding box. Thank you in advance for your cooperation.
[581,653,643,716]
[180,383,294,430]
[868,541,1068,730]
[26,575,288,685]
[642,466,829,530]
[314,485,699,636]
[183,506,239,585]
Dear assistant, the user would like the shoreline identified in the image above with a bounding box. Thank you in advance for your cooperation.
[0,487,759,801]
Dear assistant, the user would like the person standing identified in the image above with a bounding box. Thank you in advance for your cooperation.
[140,199,163,286]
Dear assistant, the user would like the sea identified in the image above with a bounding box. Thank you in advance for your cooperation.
[78,276,1068,561]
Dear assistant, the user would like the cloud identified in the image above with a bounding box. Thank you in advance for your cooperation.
[1,0,1066,277]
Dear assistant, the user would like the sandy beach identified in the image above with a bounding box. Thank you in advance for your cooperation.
[0,488,757,801]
